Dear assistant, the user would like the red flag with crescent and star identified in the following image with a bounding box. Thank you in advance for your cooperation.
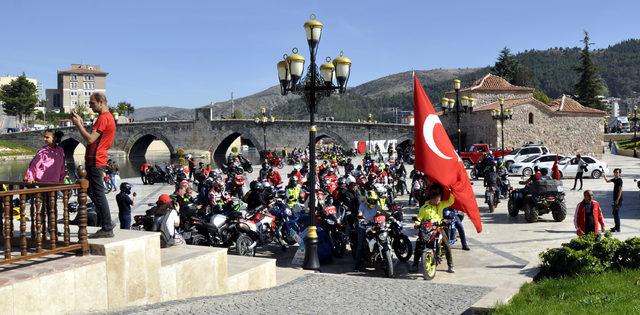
[413,73,482,233]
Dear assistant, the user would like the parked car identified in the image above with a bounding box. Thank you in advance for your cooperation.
[460,144,511,168]
[509,154,565,176]
[557,156,608,179]
[503,145,550,169]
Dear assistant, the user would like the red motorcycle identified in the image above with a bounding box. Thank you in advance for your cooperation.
[236,208,277,256]
[267,154,284,169]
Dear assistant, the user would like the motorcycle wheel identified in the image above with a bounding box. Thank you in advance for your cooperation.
[236,233,256,256]
[147,177,155,185]
[247,166,253,173]
[487,200,495,213]
[507,198,519,217]
[130,225,143,231]
[383,248,394,278]
[277,162,284,169]
[192,234,208,246]
[523,201,538,223]
[331,231,347,258]
[463,160,472,169]
[422,251,437,280]
[393,235,413,262]
[167,176,175,185]
[551,201,567,222]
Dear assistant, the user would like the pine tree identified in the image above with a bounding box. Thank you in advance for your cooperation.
[574,31,604,109]
[491,47,518,82]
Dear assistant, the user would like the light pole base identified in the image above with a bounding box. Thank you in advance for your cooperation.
[302,227,320,270]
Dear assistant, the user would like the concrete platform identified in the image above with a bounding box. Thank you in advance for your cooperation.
[225,255,277,294]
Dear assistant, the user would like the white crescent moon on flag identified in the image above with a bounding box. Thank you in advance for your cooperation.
[423,114,454,160]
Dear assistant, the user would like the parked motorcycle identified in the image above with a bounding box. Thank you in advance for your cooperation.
[352,214,395,278]
[318,200,348,258]
[387,205,412,262]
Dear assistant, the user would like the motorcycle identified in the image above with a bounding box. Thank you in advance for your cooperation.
[352,214,395,278]
[395,175,407,196]
[498,172,511,199]
[485,186,499,213]
[235,207,278,256]
[237,155,253,173]
[387,205,412,262]
[413,218,445,280]
[267,154,284,169]
[317,199,348,258]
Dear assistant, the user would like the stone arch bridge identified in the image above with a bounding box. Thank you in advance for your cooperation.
[1,108,413,161]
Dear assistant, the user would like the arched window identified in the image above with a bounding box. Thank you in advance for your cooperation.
[528,112,534,124]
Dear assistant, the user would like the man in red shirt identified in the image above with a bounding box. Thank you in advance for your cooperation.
[574,190,605,236]
[71,92,116,238]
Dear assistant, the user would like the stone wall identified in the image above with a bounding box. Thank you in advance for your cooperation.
[439,102,603,156]
[498,104,603,157]
[444,91,533,107]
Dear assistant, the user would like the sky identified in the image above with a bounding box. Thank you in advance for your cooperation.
[1,0,639,108]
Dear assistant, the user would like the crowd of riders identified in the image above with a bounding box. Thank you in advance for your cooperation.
[124,144,471,278]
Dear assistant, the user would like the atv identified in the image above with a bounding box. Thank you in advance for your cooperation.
[507,179,566,223]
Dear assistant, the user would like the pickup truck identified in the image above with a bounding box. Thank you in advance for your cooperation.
[460,144,511,168]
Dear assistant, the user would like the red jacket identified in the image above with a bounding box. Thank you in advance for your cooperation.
[268,171,282,186]
[574,200,605,236]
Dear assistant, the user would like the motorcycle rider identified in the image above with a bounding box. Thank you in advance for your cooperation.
[139,161,152,185]
[483,165,500,203]
[242,181,265,211]
[116,182,135,229]
[259,162,270,181]
[285,178,302,212]
[353,190,384,272]
[395,160,407,195]
[267,167,283,187]
[344,158,354,175]
[412,184,456,273]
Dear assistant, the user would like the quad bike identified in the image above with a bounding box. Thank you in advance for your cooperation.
[508,179,566,223]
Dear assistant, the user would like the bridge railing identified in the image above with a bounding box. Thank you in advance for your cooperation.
[0,166,89,266]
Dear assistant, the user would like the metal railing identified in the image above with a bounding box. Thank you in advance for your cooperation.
[0,166,89,265]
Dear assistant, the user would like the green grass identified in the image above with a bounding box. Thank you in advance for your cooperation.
[0,139,36,157]
[618,137,639,150]
[492,269,640,315]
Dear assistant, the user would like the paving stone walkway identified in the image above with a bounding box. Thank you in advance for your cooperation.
[113,273,490,315]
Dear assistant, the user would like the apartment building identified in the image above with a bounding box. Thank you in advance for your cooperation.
[46,64,108,113]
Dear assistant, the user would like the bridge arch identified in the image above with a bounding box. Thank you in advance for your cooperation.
[123,132,175,160]
[59,137,85,157]
[210,130,262,167]
[315,129,350,149]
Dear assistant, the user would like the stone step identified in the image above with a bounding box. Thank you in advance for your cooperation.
[159,245,228,302]
[225,254,277,294]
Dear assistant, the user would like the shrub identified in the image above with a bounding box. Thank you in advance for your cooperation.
[538,233,635,279]
[176,148,185,157]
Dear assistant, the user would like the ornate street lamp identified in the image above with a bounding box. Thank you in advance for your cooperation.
[254,107,275,155]
[441,81,474,152]
[491,97,513,159]
[277,14,352,270]
[364,113,377,153]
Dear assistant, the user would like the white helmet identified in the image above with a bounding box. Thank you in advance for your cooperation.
[346,175,356,185]
[374,183,386,195]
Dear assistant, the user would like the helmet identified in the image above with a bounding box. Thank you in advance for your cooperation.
[346,175,356,185]
[262,162,269,169]
[326,167,334,174]
[120,182,132,194]
[374,184,386,196]
[249,180,262,191]
[338,177,347,186]
[288,177,297,187]
[365,190,378,205]
[367,174,376,182]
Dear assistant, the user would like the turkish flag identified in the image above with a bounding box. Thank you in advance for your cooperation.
[413,74,482,233]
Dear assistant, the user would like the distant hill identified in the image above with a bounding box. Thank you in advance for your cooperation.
[130,106,193,121]
[133,38,640,122]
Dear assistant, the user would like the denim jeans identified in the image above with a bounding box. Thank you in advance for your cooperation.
[87,166,114,231]
[119,211,131,229]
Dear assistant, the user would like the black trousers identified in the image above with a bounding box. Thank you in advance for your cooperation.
[87,166,113,231]
[573,172,584,190]
[612,201,622,230]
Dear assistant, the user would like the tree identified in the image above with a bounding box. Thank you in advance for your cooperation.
[491,47,519,82]
[574,31,605,109]
[74,104,89,118]
[0,74,38,125]
[533,90,551,104]
[232,109,243,119]
[116,101,134,116]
